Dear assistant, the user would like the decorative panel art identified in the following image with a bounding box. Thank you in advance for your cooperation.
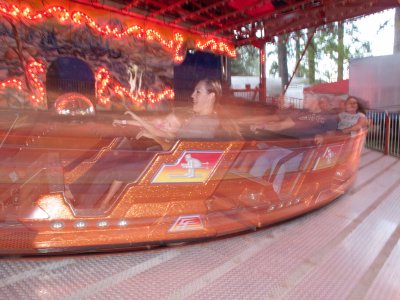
[0,1,235,111]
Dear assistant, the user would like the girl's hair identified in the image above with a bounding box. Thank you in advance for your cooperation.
[345,95,368,114]
[200,78,222,103]
[201,79,243,139]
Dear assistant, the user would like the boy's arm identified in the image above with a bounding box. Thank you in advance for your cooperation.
[341,115,368,134]
[113,119,141,127]
[252,117,294,132]
[238,114,282,126]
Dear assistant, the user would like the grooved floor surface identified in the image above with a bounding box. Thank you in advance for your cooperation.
[1,149,399,300]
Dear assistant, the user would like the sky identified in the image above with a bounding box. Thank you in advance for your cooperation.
[353,8,395,56]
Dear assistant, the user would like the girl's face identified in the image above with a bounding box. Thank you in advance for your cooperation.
[345,98,359,113]
[191,81,215,115]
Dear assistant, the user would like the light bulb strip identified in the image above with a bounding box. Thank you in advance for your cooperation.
[0,78,23,91]
[26,61,46,106]
[95,67,174,105]
[0,3,236,62]
[195,39,236,57]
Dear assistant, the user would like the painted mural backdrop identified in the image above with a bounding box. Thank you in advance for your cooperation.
[0,5,177,111]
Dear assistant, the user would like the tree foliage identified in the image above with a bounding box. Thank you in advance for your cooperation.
[317,22,370,81]
[267,20,372,85]
[231,45,260,76]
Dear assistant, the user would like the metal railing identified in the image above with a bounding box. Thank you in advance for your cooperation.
[229,89,304,108]
[285,97,303,109]
[231,88,259,102]
[366,110,400,157]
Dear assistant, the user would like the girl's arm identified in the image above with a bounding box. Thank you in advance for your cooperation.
[136,129,172,150]
[125,111,174,139]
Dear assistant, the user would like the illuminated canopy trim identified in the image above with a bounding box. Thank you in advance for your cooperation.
[0,3,236,62]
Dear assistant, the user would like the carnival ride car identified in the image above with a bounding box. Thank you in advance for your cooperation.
[0,105,366,255]
[0,0,387,255]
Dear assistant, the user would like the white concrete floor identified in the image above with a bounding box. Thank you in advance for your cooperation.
[1,148,399,300]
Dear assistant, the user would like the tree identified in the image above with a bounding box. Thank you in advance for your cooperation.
[294,33,306,77]
[307,28,316,84]
[231,45,260,76]
[337,22,344,80]
[394,8,400,53]
[265,18,373,88]
[307,22,370,82]
[277,35,289,91]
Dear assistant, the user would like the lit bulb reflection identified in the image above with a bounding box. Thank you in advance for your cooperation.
[51,221,64,230]
[74,221,86,228]
[117,219,128,227]
[97,221,108,227]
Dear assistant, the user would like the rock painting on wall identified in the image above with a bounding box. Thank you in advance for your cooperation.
[0,5,175,111]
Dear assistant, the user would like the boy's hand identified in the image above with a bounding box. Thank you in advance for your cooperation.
[124,111,139,120]
[250,124,262,132]
[314,134,324,145]
[112,119,127,127]
[114,119,141,127]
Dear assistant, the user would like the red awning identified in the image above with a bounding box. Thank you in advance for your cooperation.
[303,80,349,95]
[228,0,275,17]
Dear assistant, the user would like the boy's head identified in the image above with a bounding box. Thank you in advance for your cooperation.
[162,113,181,133]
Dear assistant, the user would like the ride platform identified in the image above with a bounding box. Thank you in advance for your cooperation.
[1,148,399,299]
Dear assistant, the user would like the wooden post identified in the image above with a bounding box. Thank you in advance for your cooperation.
[384,111,390,155]
[259,42,267,103]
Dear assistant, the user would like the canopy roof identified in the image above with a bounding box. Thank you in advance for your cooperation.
[304,79,349,95]
[72,0,399,47]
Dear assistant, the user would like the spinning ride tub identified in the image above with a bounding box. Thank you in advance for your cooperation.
[0,109,366,255]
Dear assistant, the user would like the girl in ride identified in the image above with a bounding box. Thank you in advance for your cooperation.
[338,96,369,134]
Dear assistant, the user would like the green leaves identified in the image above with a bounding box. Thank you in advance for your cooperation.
[231,45,260,76]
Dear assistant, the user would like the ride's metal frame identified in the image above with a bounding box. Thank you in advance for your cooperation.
[71,0,398,47]
[70,0,398,101]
